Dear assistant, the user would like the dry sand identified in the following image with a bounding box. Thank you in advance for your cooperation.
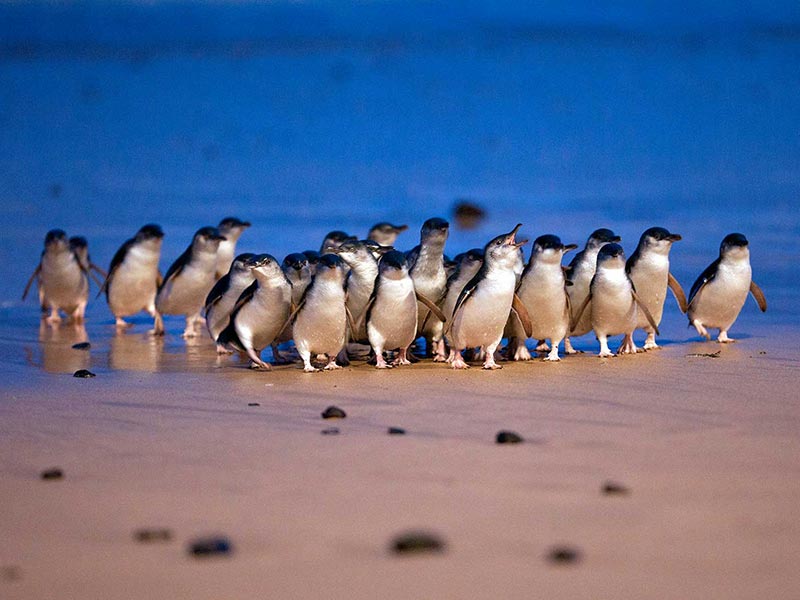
[2,321,799,599]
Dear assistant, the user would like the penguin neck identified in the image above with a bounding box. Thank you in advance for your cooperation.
[413,237,446,276]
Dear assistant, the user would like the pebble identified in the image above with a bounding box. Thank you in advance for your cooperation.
[495,430,523,444]
[391,531,445,555]
[247,402,260,407]
[547,546,582,564]
[388,427,406,435]
[321,428,340,435]
[1,566,22,582]
[134,528,173,543]
[188,537,233,557]
[602,481,630,496]
[73,369,96,378]
[40,468,63,480]
[321,406,346,419]
[71,342,91,350]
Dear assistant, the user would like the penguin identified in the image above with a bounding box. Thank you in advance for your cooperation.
[364,250,418,368]
[215,217,251,279]
[441,249,484,325]
[204,252,257,351]
[101,224,165,333]
[23,229,89,325]
[564,228,621,353]
[320,231,357,254]
[509,235,578,361]
[69,236,107,290]
[302,250,321,275]
[334,240,382,343]
[269,253,314,363]
[362,239,395,261]
[687,233,766,343]
[155,226,226,338]
[626,227,687,349]
[367,222,408,247]
[291,253,351,372]
[572,243,660,358]
[408,217,450,361]
[500,237,530,360]
[216,254,293,369]
[447,225,532,369]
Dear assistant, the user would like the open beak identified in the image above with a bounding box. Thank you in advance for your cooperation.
[506,224,527,248]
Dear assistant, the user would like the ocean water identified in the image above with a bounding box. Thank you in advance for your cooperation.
[1,1,798,342]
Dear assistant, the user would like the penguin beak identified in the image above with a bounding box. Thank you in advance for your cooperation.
[505,224,526,248]
[394,224,409,233]
[562,243,579,253]
[667,233,682,242]
[611,235,622,243]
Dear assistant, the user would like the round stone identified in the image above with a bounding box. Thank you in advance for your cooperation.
[134,528,173,542]
[388,427,406,435]
[321,428,340,435]
[495,431,523,444]
[40,468,63,480]
[188,537,232,557]
[321,406,346,419]
[602,481,630,496]
[391,531,445,555]
[247,402,260,407]
[71,342,91,350]
[73,369,96,378]
[547,546,581,564]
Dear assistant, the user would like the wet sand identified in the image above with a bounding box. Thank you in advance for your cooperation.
[2,317,799,599]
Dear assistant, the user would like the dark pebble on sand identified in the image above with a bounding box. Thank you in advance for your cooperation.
[71,342,91,350]
[321,427,340,435]
[40,468,63,480]
[1,565,22,582]
[602,481,630,496]
[496,430,523,444]
[73,369,95,378]
[188,537,232,557]
[391,532,445,555]
[388,427,406,435]
[547,546,581,564]
[321,406,346,419]
[134,528,173,543]
[247,402,260,407]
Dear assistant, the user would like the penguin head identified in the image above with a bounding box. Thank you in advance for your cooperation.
[379,250,409,279]
[533,235,577,262]
[720,233,750,260]
[193,227,227,253]
[333,240,375,268]
[249,254,283,281]
[587,228,621,249]
[485,224,527,269]
[231,253,257,273]
[68,236,88,252]
[302,250,321,275]
[315,253,346,281]
[282,253,310,273]
[320,231,356,253]
[639,227,681,254]
[218,217,251,234]
[44,229,69,251]
[361,239,395,260]
[420,218,450,244]
[135,224,165,243]
[596,243,627,268]
[370,222,408,237]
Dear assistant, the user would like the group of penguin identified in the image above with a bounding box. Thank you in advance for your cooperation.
[24,216,767,371]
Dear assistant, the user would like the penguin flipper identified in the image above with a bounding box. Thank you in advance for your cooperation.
[204,274,232,314]
[667,272,688,313]
[158,247,191,293]
[749,281,767,312]
[90,263,108,278]
[416,291,446,324]
[570,293,591,332]
[88,270,106,291]
[22,264,41,300]
[345,305,357,337]
[445,278,478,336]
[687,259,719,310]
[632,290,661,336]
[511,293,533,338]
[276,299,305,340]
[216,320,244,353]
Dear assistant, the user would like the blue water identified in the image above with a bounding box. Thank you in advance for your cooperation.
[1,1,798,338]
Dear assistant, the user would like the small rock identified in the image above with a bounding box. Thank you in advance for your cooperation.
[134,528,173,542]
[496,430,523,444]
[40,468,63,480]
[188,537,232,557]
[73,369,96,378]
[547,546,581,564]
[1,565,22,581]
[71,342,91,350]
[247,402,260,407]
[601,481,630,496]
[388,427,406,435]
[321,427,340,435]
[321,405,346,419]
[391,531,445,555]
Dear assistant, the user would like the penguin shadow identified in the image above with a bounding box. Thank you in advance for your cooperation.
[34,320,90,373]
[109,329,163,372]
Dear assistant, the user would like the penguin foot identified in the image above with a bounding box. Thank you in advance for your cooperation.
[535,340,550,352]
[542,353,560,362]
[323,361,342,371]
[482,362,503,370]
[115,318,132,328]
[692,320,710,340]
[148,328,166,337]
[303,364,319,373]
[451,354,470,369]
[513,346,532,361]
[216,344,234,355]
[392,357,412,366]
[643,341,660,351]
[249,360,271,370]
[432,354,448,362]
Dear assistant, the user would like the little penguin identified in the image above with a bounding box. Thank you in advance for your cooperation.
[408,217,450,361]
[335,240,382,343]
[564,228,621,353]
[447,224,532,369]
[302,250,321,275]
[155,226,226,338]
[364,250,419,368]
[320,231,357,254]
[291,253,351,372]
[69,236,107,290]
[101,224,165,333]
[270,253,313,362]
[626,227,687,349]
[368,222,408,246]
[362,239,394,261]
[215,217,251,279]
[572,243,660,357]
[23,229,89,324]
[216,254,292,369]
[509,235,578,361]
[687,233,766,343]
[204,252,256,351]
[441,249,484,325]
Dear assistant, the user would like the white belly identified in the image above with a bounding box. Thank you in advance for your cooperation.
[108,248,160,317]
[517,266,569,341]
[452,271,515,349]
[688,262,751,329]
[235,284,292,350]
[367,278,418,350]
[156,259,216,316]
[629,255,669,330]
[591,271,637,337]
[294,284,347,356]
[40,253,88,311]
